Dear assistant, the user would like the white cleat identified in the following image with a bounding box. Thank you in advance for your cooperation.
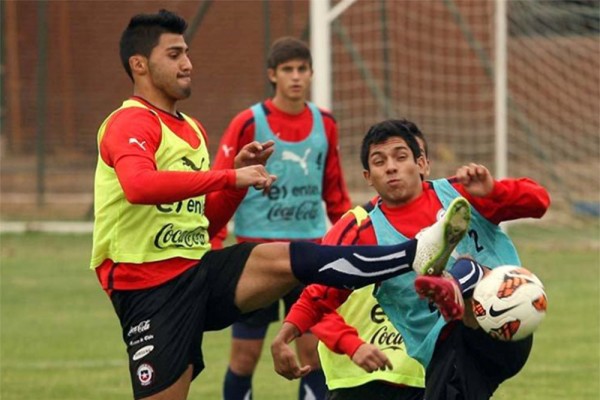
[413,197,471,275]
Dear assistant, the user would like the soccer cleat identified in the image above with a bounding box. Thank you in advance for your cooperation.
[413,197,471,275]
[415,272,465,321]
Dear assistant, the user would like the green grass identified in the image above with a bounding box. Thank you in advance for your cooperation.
[1,226,598,399]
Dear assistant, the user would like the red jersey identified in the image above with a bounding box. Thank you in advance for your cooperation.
[286,178,550,356]
[210,99,351,247]
[95,96,247,293]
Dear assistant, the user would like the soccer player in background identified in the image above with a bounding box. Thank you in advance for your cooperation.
[211,37,350,400]
[271,119,550,400]
[90,10,470,400]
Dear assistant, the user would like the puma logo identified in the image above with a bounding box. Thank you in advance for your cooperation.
[282,148,311,175]
[221,144,234,157]
[181,156,205,171]
[129,138,146,151]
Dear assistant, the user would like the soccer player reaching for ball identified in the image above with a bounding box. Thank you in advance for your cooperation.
[271,119,550,400]
[90,10,470,400]
[211,37,351,400]
[274,123,432,400]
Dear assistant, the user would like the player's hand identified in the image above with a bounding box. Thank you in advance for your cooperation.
[351,343,393,373]
[234,140,275,168]
[455,163,495,197]
[271,323,311,380]
[234,165,277,194]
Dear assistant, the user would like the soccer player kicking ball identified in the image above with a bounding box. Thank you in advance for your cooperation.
[271,119,550,400]
[277,122,433,400]
[90,10,470,400]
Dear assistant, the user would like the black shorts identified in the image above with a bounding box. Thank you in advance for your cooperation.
[326,381,424,400]
[110,243,257,399]
[425,322,533,400]
[233,284,304,335]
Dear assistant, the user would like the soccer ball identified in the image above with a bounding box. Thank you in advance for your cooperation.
[472,265,547,341]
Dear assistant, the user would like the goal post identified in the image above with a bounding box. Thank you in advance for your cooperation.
[494,0,508,181]
[310,0,599,232]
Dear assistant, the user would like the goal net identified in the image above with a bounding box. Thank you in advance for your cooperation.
[328,0,599,233]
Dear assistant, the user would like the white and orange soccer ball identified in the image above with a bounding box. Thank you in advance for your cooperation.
[472,265,548,341]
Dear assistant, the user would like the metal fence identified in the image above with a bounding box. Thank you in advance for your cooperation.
[1,0,598,231]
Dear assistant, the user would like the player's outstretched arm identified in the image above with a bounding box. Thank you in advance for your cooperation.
[452,164,550,222]
[271,322,312,380]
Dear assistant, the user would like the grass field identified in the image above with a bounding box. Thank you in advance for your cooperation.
[1,223,599,399]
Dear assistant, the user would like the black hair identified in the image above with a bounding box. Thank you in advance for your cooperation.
[401,120,428,159]
[119,9,188,81]
[360,119,424,170]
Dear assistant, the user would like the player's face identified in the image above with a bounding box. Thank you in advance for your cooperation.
[147,33,193,101]
[269,59,312,102]
[364,137,425,207]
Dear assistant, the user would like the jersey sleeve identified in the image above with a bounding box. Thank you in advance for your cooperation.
[452,177,551,224]
[100,107,160,168]
[101,108,238,205]
[212,109,256,170]
[210,226,229,249]
[284,284,352,334]
[310,309,365,357]
[208,110,256,240]
[205,188,247,239]
[322,205,374,246]
[321,113,352,224]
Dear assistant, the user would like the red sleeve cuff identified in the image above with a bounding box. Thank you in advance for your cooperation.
[337,334,365,357]
[284,315,312,335]
[487,180,506,199]
[225,170,237,189]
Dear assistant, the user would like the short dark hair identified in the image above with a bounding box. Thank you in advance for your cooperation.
[119,9,188,81]
[267,37,312,70]
[360,119,423,170]
[401,119,428,159]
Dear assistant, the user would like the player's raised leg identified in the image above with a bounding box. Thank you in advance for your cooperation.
[234,197,471,312]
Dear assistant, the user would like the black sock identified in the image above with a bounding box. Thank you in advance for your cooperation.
[223,367,252,400]
[299,368,327,400]
[289,241,417,289]
[448,258,485,298]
